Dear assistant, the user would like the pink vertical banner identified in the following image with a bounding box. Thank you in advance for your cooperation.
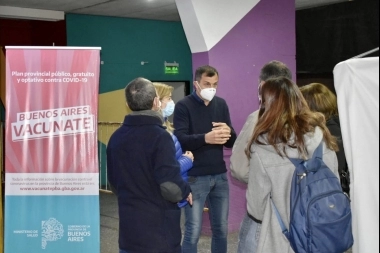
[4,47,101,253]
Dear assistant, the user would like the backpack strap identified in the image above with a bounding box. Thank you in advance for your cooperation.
[288,141,323,174]
[305,141,323,173]
[313,141,323,160]
[271,197,289,238]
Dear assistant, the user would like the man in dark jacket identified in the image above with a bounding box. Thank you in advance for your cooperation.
[107,77,192,253]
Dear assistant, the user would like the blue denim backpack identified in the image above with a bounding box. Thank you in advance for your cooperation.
[272,142,354,253]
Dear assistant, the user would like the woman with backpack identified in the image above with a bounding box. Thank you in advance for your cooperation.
[235,77,340,253]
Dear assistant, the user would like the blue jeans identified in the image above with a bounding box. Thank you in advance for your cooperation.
[237,213,262,253]
[182,173,229,253]
[119,250,128,253]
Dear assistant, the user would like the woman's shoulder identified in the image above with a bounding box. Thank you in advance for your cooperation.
[250,143,289,166]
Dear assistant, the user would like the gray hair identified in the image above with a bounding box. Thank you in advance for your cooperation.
[259,60,292,82]
[125,77,156,111]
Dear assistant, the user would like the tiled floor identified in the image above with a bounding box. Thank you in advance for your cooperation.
[100,191,239,253]
[100,191,351,253]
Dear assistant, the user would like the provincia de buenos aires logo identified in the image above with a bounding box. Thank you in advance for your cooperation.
[41,218,64,249]
[11,106,95,141]
[41,218,93,249]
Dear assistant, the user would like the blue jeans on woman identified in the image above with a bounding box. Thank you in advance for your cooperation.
[237,213,262,253]
[182,172,229,253]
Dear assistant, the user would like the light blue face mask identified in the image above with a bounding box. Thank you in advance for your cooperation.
[162,100,175,118]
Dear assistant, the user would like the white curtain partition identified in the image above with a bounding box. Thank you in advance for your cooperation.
[333,57,379,253]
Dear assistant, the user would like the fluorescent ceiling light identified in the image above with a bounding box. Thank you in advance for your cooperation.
[0,6,64,21]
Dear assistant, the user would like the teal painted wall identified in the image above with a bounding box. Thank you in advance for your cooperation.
[66,14,192,93]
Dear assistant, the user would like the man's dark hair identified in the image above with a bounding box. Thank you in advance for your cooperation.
[125,77,156,111]
[259,60,292,82]
[194,65,219,82]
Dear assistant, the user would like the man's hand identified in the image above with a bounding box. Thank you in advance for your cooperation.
[205,122,231,144]
[212,122,231,134]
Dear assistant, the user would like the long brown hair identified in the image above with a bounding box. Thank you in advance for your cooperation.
[246,77,338,159]
[299,83,338,120]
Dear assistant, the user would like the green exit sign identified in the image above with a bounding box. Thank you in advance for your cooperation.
[165,66,179,74]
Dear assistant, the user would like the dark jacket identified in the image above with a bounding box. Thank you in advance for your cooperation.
[327,115,350,194]
[107,113,191,253]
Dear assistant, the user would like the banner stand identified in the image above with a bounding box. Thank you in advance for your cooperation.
[4,46,101,253]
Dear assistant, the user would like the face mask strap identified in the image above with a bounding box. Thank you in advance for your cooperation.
[195,81,202,91]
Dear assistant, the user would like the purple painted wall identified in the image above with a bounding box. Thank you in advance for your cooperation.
[192,0,296,234]
[192,52,209,73]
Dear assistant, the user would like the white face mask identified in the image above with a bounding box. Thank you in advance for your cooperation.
[162,100,175,118]
[196,82,216,101]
